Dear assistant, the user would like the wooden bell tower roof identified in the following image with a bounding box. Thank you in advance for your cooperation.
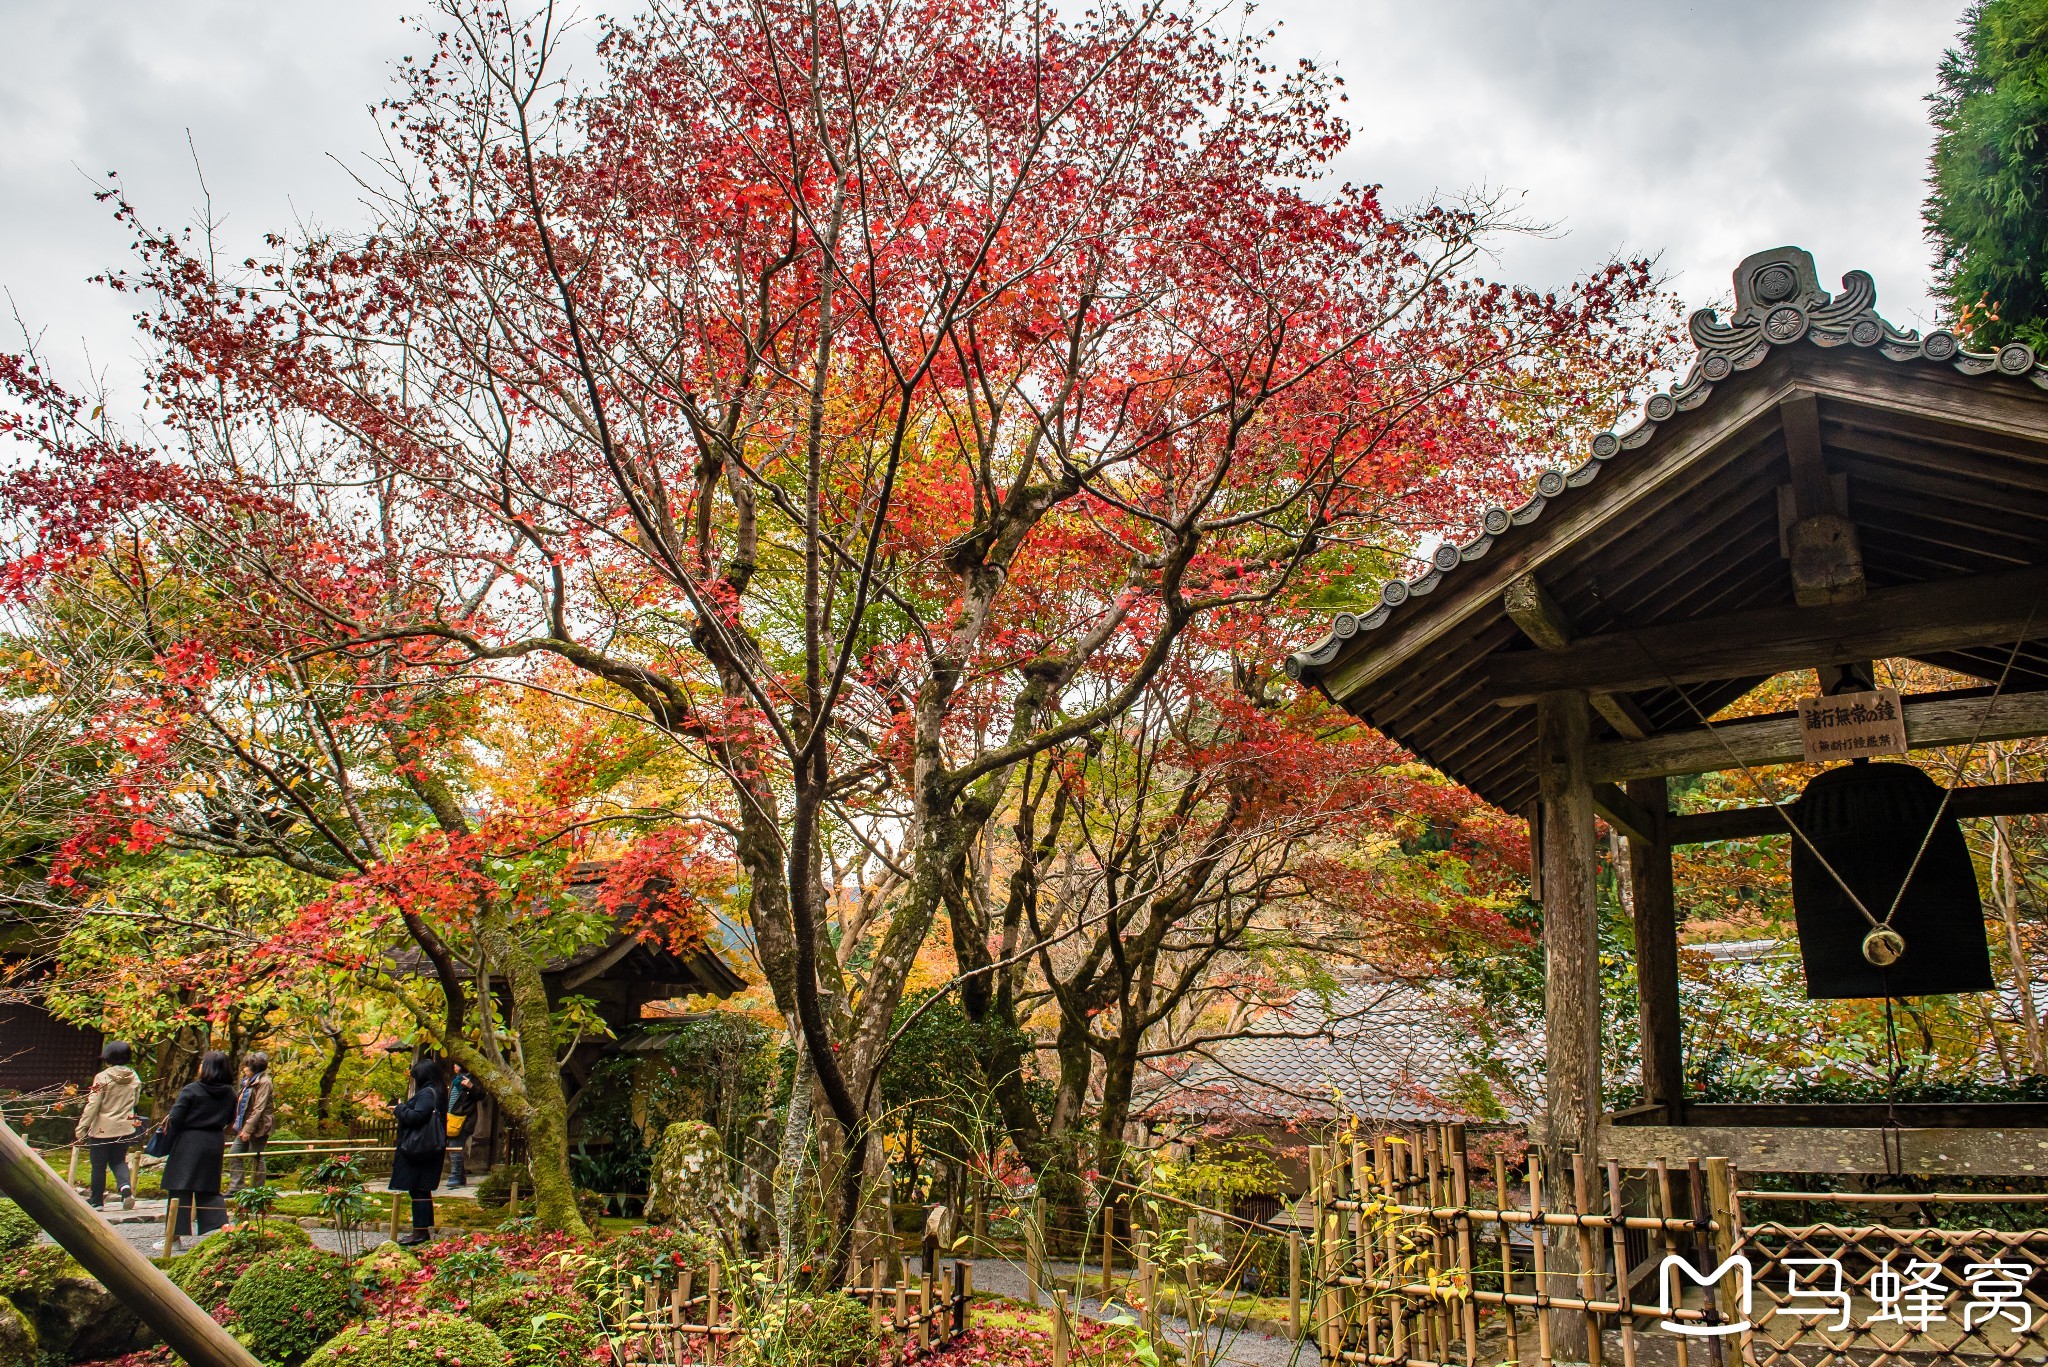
[1288,246,2048,817]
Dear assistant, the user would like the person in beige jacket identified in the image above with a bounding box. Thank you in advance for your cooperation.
[74,1040,141,1210]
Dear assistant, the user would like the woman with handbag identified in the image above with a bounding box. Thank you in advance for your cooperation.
[155,1050,237,1253]
[74,1040,141,1211]
[389,1057,445,1246]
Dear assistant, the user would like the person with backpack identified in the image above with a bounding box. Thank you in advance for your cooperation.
[443,1060,480,1189]
[389,1057,445,1246]
[74,1040,141,1211]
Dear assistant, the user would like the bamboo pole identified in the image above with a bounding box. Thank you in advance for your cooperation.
[1026,1196,1045,1306]
[1287,1224,1301,1341]
[0,1118,264,1367]
[1101,1198,1115,1301]
[1529,1153,1554,1367]
[1051,1290,1070,1367]
[1605,1161,1638,1367]
[1494,1151,1521,1367]
[1451,1126,1478,1367]
[1651,1162,1689,1367]
[162,1190,181,1252]
[390,1191,403,1241]
[706,1261,721,1367]
[1573,1154,1606,1367]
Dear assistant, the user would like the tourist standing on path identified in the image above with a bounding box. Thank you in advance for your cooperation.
[158,1049,236,1252]
[443,1060,479,1189]
[227,1052,275,1194]
[389,1057,444,1246]
[74,1040,141,1211]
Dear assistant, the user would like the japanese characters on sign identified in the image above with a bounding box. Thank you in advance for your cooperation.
[1797,686,1909,764]
[1658,1251,2034,1337]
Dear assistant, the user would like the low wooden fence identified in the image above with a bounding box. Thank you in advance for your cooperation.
[613,1258,973,1365]
[1309,1123,2048,1367]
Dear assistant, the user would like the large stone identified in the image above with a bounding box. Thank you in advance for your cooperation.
[355,1239,423,1291]
[34,1273,155,1362]
[645,1122,733,1233]
[0,1299,33,1367]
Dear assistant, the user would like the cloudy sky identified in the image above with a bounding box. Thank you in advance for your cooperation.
[0,0,1970,396]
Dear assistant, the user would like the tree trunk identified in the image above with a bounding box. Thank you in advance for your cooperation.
[315,1031,347,1126]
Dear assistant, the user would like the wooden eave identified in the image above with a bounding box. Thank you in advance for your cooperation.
[1289,266,2048,813]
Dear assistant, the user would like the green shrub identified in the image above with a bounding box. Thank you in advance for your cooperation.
[0,1244,74,1305]
[469,1284,598,1367]
[0,1203,35,1256]
[169,1224,313,1310]
[353,1241,422,1292]
[303,1315,510,1367]
[227,1248,354,1366]
[731,1290,878,1367]
[426,1245,504,1298]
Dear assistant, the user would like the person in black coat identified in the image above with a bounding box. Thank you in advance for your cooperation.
[389,1057,445,1246]
[157,1049,236,1252]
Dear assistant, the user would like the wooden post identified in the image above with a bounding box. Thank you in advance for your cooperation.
[871,1258,885,1330]
[390,1191,403,1241]
[895,1272,907,1342]
[1051,1291,1070,1367]
[0,1119,265,1367]
[1627,775,1684,1116]
[1537,691,1603,1173]
[509,1178,520,1221]
[162,1190,181,1251]
[1538,690,1600,1365]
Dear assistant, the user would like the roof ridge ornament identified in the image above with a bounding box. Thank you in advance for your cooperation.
[1285,247,2048,686]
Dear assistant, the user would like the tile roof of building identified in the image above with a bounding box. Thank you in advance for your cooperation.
[1139,980,1535,1129]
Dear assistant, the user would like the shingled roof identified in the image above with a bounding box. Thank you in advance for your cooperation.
[1285,246,2048,812]
[1139,981,1534,1128]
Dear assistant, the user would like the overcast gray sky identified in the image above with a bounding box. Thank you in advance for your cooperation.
[0,0,1970,395]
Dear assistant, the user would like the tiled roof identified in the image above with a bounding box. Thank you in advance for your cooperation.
[1287,245,2048,687]
[1139,980,1535,1128]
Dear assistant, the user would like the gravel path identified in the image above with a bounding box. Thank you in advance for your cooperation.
[913,1254,1318,1367]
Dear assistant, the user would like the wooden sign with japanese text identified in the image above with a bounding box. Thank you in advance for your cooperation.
[1797,687,1908,764]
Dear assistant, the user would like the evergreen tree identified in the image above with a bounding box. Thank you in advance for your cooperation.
[1926,0,2048,350]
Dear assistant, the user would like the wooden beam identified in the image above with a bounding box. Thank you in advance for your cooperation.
[0,1118,265,1367]
[1626,777,1683,1115]
[1488,563,2048,704]
[1599,1119,2048,1176]
[1779,392,1863,610]
[1592,783,1660,846]
[1666,778,2048,844]
[1587,687,2048,783]
[1537,692,1601,1173]
[1502,573,1654,738]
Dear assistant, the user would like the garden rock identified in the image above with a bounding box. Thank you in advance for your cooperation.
[645,1122,731,1233]
[32,1270,154,1362]
[0,1298,33,1367]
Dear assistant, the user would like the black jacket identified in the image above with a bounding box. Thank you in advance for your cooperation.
[388,1084,445,1193]
[161,1080,236,1194]
[446,1072,480,1118]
